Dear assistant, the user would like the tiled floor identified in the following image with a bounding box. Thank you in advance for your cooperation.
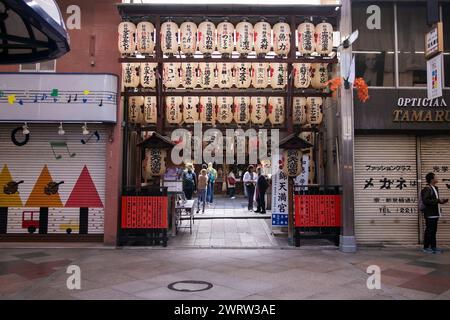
[1,247,450,300]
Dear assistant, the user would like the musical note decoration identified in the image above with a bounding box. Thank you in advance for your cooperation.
[83,90,90,95]
[49,141,76,160]
[34,95,38,103]
[98,99,103,107]
[81,131,100,144]
[51,89,59,97]
[18,99,23,106]
[67,94,72,103]
[7,95,15,105]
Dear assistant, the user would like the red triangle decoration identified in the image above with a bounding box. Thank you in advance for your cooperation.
[65,166,103,208]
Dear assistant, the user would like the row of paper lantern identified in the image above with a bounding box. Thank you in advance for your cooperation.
[118,20,333,56]
[122,62,329,90]
[128,96,323,126]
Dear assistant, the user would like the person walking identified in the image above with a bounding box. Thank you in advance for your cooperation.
[206,162,217,206]
[255,167,269,214]
[243,165,257,212]
[182,163,197,200]
[196,168,208,214]
[227,170,236,199]
[421,172,448,254]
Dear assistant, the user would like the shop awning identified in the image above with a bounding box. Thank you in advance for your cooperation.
[0,0,70,64]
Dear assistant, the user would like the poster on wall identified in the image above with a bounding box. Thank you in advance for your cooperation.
[271,152,288,227]
[427,53,443,100]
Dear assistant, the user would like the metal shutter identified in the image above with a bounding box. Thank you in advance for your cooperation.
[420,136,450,245]
[354,135,419,245]
[0,124,106,239]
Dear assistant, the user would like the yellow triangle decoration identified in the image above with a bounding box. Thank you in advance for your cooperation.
[0,165,23,207]
[25,165,63,207]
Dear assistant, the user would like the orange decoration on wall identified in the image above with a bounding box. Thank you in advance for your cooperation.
[25,165,63,207]
[326,77,369,103]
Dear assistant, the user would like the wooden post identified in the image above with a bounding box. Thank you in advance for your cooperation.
[288,177,294,244]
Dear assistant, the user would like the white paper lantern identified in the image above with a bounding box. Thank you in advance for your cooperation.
[269,63,287,89]
[293,97,307,125]
[140,63,157,88]
[217,21,234,55]
[182,96,200,124]
[283,149,302,177]
[165,96,183,124]
[293,63,311,89]
[300,132,314,147]
[198,20,216,55]
[236,20,253,55]
[250,96,267,125]
[163,63,181,89]
[200,96,217,124]
[136,22,155,54]
[234,62,252,89]
[268,97,285,125]
[273,21,290,56]
[217,63,234,89]
[311,63,329,89]
[143,96,157,124]
[217,96,233,124]
[297,21,315,55]
[128,96,144,124]
[251,63,269,89]
[315,21,333,55]
[233,97,250,124]
[254,21,271,56]
[118,22,136,55]
[143,149,167,178]
[180,21,197,56]
[199,62,217,89]
[181,62,199,89]
[161,21,179,55]
[122,63,140,88]
[306,97,324,125]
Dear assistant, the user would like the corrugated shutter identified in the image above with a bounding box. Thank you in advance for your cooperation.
[0,124,106,239]
[354,135,419,245]
[420,136,450,245]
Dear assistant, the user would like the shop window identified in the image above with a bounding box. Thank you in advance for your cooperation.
[397,3,428,87]
[352,2,395,86]
[443,3,450,88]
[20,60,56,72]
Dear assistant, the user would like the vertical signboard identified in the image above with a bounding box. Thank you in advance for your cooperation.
[427,53,443,100]
[271,152,289,226]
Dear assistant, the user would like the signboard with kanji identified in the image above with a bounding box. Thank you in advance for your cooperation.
[294,195,341,227]
[121,196,168,229]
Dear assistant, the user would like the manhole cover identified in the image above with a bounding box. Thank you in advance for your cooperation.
[168,280,213,292]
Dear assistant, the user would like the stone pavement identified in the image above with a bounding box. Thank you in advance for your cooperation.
[1,246,450,300]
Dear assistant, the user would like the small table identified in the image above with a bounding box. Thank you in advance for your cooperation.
[174,199,195,235]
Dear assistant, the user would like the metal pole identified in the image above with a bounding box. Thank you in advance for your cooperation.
[339,0,357,253]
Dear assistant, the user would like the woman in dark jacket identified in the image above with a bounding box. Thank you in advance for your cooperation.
[255,167,269,214]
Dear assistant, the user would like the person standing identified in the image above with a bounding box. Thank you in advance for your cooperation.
[421,172,448,254]
[206,162,217,206]
[227,170,236,199]
[243,165,257,212]
[182,163,197,200]
[255,167,269,214]
[196,169,208,214]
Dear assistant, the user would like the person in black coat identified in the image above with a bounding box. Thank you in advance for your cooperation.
[255,167,269,214]
[421,172,448,254]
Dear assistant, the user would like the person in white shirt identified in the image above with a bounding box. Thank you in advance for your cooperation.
[243,165,257,211]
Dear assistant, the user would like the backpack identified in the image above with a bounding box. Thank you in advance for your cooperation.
[183,171,195,188]
[208,169,216,183]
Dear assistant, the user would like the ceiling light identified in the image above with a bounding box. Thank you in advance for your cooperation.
[22,122,30,135]
[82,123,89,135]
[58,122,65,135]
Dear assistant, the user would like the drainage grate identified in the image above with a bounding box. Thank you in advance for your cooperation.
[168,280,213,292]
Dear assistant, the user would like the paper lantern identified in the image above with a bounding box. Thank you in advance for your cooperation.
[268,97,285,125]
[122,63,140,88]
[217,20,234,56]
[200,96,217,124]
[118,22,136,55]
[250,96,267,125]
[233,97,250,124]
[315,21,333,55]
[143,96,157,124]
[140,63,157,88]
[269,63,287,89]
[273,21,290,56]
[217,96,233,124]
[236,20,253,56]
[254,21,271,56]
[180,21,197,56]
[297,21,315,55]
[181,62,199,89]
[234,62,252,89]
[217,63,234,89]
[165,96,183,124]
[198,20,216,55]
[283,149,302,177]
[199,62,217,89]
[293,97,307,125]
[163,63,181,89]
[311,63,329,89]
[182,96,200,124]
[128,96,144,124]
[136,22,155,54]
[299,131,314,146]
[306,97,324,125]
[161,21,178,55]
[143,149,167,178]
[251,63,269,89]
[293,63,311,89]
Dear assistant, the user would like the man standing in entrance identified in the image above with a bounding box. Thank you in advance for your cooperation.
[255,167,269,214]
[243,165,257,212]
[421,172,448,254]
[182,163,197,200]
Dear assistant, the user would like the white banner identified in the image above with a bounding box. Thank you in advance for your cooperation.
[295,154,310,188]
[427,53,443,100]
